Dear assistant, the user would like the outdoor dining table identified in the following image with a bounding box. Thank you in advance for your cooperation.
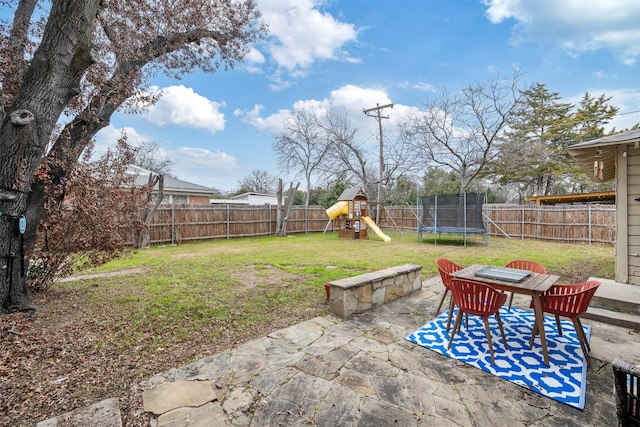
[451,264,560,366]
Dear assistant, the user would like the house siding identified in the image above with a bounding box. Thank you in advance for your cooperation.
[626,145,640,284]
[189,196,211,205]
[228,193,279,205]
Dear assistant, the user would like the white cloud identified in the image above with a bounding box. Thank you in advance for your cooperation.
[235,84,419,145]
[93,125,240,190]
[245,47,266,64]
[235,104,290,134]
[592,70,618,79]
[173,147,237,170]
[482,0,640,63]
[328,85,391,113]
[244,47,266,74]
[164,147,240,191]
[92,125,124,156]
[144,85,226,134]
[256,0,358,72]
[93,125,151,157]
[399,81,437,93]
[267,74,296,92]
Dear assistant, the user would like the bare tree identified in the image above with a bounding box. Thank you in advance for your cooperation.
[402,70,524,192]
[238,169,278,194]
[273,109,331,205]
[0,0,265,310]
[273,107,416,204]
[382,130,426,202]
[319,110,377,196]
[133,140,174,175]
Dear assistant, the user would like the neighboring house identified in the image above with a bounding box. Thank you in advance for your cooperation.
[566,129,640,285]
[128,165,213,205]
[210,192,279,206]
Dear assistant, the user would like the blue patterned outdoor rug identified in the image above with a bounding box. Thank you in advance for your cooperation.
[405,307,590,409]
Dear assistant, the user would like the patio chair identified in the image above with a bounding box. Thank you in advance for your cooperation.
[504,259,547,310]
[448,277,508,364]
[613,358,640,426]
[435,258,465,331]
[529,280,600,365]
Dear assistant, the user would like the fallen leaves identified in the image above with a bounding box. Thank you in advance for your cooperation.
[0,276,323,426]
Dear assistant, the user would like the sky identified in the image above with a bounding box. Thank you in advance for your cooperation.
[94,0,640,194]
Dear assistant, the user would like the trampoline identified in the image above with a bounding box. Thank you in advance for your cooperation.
[417,193,488,246]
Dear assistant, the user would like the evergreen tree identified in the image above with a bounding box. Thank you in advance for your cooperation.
[563,93,618,192]
[421,168,461,196]
[489,84,618,197]
[489,83,574,197]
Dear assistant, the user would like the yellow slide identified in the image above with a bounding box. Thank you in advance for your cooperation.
[362,216,391,242]
[325,201,349,219]
[325,202,391,242]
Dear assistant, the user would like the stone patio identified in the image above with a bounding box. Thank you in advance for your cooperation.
[39,276,639,426]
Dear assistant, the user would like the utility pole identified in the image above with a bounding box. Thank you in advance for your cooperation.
[363,102,393,223]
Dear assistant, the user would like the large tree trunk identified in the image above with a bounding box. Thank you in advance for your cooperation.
[0,0,100,310]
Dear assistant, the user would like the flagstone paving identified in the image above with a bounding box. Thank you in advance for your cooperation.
[135,276,630,427]
[39,276,638,426]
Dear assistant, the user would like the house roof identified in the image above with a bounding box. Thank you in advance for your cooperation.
[524,191,615,206]
[230,192,277,200]
[338,187,368,201]
[128,165,213,195]
[566,129,640,183]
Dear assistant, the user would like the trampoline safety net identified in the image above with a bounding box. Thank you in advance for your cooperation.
[418,193,487,245]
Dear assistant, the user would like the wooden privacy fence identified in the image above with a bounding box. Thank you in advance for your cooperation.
[148,204,329,245]
[146,203,616,246]
[481,203,616,245]
[378,203,615,245]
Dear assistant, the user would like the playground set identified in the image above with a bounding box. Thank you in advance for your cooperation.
[324,189,487,246]
[325,187,391,242]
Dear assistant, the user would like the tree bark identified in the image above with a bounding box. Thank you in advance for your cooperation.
[134,174,164,249]
[0,0,101,310]
[276,181,300,236]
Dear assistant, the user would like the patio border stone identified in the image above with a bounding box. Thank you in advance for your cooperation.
[326,264,422,318]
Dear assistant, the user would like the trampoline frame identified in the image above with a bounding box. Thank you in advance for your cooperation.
[417,193,488,246]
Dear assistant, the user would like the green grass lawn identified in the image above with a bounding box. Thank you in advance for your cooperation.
[66,230,614,353]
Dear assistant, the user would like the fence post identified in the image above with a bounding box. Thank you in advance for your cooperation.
[226,204,230,240]
[416,196,419,232]
[171,204,175,245]
[463,193,468,247]
[521,205,524,240]
[587,203,592,246]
